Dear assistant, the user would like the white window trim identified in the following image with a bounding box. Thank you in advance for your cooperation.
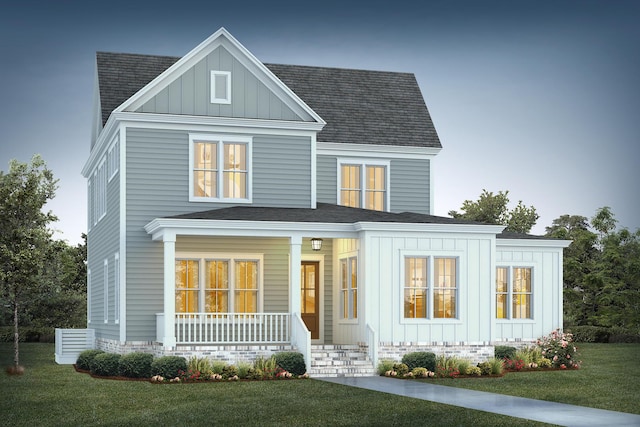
[87,269,92,324]
[107,137,119,182]
[337,158,390,211]
[188,134,253,203]
[175,252,264,313]
[496,265,535,321]
[87,178,92,232]
[338,253,358,323]
[399,251,462,324]
[210,70,231,104]
[114,253,120,324]
[103,259,109,323]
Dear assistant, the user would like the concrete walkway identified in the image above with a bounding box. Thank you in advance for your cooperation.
[317,376,640,427]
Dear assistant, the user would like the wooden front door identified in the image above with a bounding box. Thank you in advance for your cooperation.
[301,261,320,339]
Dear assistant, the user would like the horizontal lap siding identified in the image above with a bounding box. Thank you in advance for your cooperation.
[390,158,430,214]
[316,155,337,204]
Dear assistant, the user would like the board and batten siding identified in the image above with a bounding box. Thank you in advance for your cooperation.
[494,246,563,340]
[315,155,431,214]
[357,233,495,345]
[124,127,314,340]
[86,133,121,341]
[137,46,308,122]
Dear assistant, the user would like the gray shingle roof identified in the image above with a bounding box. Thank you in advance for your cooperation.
[169,203,480,225]
[96,52,441,148]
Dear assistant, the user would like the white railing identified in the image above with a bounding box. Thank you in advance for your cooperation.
[291,313,311,372]
[366,323,378,370]
[173,313,290,344]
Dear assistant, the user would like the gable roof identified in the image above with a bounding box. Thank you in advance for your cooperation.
[96,37,441,148]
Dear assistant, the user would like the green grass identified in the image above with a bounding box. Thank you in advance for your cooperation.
[0,343,550,427]
[428,343,640,414]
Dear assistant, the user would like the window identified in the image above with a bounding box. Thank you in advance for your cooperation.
[340,257,358,319]
[434,258,457,318]
[93,159,107,225]
[114,253,120,323]
[338,160,388,211]
[87,269,92,323]
[210,70,231,104]
[176,255,261,313]
[103,259,109,323]
[402,256,458,320]
[107,138,119,181]
[404,257,427,318]
[496,267,533,319]
[190,135,251,202]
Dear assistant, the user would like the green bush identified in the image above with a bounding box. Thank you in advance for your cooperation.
[467,366,482,376]
[401,351,436,371]
[222,365,239,379]
[477,361,491,375]
[392,362,409,376]
[274,351,306,376]
[608,326,640,343]
[494,345,517,360]
[487,357,504,375]
[118,352,154,378]
[0,326,55,343]
[377,359,395,375]
[569,326,610,343]
[151,356,187,379]
[76,349,105,370]
[90,353,122,376]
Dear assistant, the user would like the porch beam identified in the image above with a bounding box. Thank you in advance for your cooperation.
[163,232,177,348]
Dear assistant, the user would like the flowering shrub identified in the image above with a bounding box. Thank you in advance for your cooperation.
[503,358,526,371]
[537,329,581,369]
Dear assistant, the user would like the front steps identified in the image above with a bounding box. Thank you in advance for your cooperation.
[309,344,376,377]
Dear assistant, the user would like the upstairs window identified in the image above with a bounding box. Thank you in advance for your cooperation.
[190,135,251,202]
[338,160,389,211]
[496,266,533,319]
[210,71,231,104]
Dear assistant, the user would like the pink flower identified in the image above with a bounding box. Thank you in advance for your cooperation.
[560,364,566,369]
[567,354,571,359]
[553,355,558,361]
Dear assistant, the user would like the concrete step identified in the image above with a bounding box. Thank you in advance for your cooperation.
[309,344,375,377]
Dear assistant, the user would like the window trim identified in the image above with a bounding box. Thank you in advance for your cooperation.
[175,252,263,314]
[103,259,109,324]
[496,266,534,321]
[107,138,119,182]
[337,158,390,211]
[400,252,462,324]
[339,254,358,323]
[189,134,252,203]
[114,253,120,324]
[210,70,231,104]
[87,269,92,324]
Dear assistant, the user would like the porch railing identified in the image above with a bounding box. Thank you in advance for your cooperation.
[174,313,290,344]
[291,313,311,372]
[366,323,378,369]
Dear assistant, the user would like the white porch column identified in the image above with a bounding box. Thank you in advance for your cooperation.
[289,235,302,316]
[163,232,177,348]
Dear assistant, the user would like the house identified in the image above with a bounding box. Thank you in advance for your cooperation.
[73,28,570,375]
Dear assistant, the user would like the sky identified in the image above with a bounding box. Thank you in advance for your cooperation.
[1,0,638,245]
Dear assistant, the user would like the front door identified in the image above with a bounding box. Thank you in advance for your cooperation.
[301,261,320,339]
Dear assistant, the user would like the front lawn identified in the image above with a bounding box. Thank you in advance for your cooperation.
[1,343,548,427]
[428,343,640,414]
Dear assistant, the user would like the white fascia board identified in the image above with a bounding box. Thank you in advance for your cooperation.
[111,111,324,133]
[353,222,506,235]
[317,141,441,160]
[497,238,572,249]
[115,27,325,127]
[144,218,357,241]
[82,115,119,177]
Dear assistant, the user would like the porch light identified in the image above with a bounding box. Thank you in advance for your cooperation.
[310,238,323,251]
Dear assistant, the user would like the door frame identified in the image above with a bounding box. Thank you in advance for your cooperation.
[301,254,324,343]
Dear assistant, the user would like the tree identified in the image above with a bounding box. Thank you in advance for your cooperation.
[0,155,57,372]
[448,189,539,233]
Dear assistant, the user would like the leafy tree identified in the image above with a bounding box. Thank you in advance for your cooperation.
[449,189,539,233]
[0,155,57,371]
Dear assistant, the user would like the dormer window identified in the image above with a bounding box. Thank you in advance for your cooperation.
[210,71,231,104]
[189,134,252,203]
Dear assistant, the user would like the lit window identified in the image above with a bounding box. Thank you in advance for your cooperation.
[339,160,388,211]
[404,257,427,318]
[434,258,457,319]
[190,135,251,202]
[496,266,532,319]
[340,257,358,319]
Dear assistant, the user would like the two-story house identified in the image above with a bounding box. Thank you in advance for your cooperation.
[76,28,569,376]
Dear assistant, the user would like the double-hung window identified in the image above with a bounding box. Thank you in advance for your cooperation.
[496,266,532,319]
[338,160,389,211]
[190,135,251,202]
[403,256,458,320]
[340,256,358,320]
[176,255,261,314]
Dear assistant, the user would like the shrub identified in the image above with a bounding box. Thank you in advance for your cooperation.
[90,353,122,376]
[539,357,552,368]
[494,345,517,360]
[435,355,460,378]
[608,326,640,343]
[237,361,252,379]
[274,352,306,376]
[401,351,436,371]
[76,349,105,371]
[187,356,212,373]
[411,367,428,378]
[537,329,581,369]
[456,359,472,376]
[569,325,610,343]
[392,362,409,376]
[377,359,395,376]
[119,352,154,378]
[467,366,482,376]
[487,357,504,375]
[222,365,239,379]
[477,361,491,375]
[151,356,187,378]
[211,360,227,375]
